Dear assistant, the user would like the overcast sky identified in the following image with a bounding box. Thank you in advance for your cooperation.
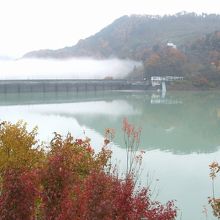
[0,0,219,58]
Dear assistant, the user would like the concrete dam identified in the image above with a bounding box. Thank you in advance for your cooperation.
[0,79,150,93]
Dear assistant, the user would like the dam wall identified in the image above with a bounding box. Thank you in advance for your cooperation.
[0,79,149,93]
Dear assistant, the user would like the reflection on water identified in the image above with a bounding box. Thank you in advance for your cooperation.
[151,93,183,104]
[0,90,220,219]
[0,90,220,154]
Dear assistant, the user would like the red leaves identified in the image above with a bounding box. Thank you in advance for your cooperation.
[71,171,176,220]
[75,138,83,145]
[0,123,177,220]
[0,168,39,220]
[123,117,142,143]
[209,161,220,218]
[72,171,144,219]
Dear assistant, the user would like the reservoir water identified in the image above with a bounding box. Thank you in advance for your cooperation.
[0,90,220,220]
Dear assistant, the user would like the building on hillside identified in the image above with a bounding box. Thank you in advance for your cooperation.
[167,42,177,49]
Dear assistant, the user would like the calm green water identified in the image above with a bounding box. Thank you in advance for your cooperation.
[0,90,220,220]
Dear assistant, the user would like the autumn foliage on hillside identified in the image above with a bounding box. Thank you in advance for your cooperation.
[0,121,177,220]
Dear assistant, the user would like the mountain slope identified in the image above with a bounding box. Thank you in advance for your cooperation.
[23,12,220,60]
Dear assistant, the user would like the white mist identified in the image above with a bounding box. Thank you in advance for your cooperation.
[0,58,141,80]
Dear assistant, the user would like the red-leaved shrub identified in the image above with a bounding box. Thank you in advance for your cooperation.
[40,133,111,219]
[0,168,39,220]
[71,171,176,220]
[0,121,177,220]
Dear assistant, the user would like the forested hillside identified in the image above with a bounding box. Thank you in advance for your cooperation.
[24,12,220,60]
[23,12,220,88]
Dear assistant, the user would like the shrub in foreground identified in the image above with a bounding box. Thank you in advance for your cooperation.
[73,171,176,220]
[0,120,177,220]
[40,133,111,219]
[0,168,39,220]
[0,121,44,220]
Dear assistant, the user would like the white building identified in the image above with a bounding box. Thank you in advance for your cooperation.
[167,42,177,49]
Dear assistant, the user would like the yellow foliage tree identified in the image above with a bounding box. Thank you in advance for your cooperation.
[0,121,45,172]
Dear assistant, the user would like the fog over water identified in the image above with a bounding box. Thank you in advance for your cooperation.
[0,58,140,80]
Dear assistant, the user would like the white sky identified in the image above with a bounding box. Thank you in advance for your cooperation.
[0,0,219,58]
